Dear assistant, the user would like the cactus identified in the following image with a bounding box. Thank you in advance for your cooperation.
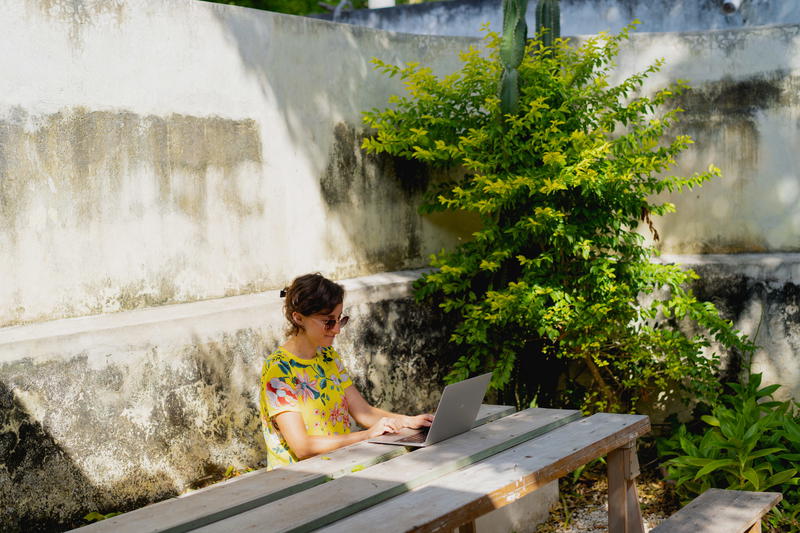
[498,0,528,117]
[535,0,561,49]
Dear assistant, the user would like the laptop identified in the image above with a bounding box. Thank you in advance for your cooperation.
[368,372,492,447]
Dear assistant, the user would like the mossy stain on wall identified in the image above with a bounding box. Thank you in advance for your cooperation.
[0,106,263,327]
[319,122,436,272]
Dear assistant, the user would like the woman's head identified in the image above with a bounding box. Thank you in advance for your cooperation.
[282,273,345,337]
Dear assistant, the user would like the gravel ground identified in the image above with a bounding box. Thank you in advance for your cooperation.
[535,458,679,533]
[537,498,667,532]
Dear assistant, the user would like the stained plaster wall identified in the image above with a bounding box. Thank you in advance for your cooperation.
[660,254,800,402]
[0,0,478,329]
[605,27,800,396]
[0,1,481,530]
[0,270,461,531]
[5,0,800,529]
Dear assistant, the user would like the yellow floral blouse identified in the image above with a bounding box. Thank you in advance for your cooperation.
[259,345,353,469]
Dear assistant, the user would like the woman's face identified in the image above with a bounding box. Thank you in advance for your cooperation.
[296,303,345,348]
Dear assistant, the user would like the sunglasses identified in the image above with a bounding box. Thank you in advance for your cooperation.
[310,315,350,331]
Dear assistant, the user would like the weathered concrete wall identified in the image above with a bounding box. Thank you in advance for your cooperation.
[4,1,800,530]
[661,253,800,402]
[0,0,478,328]
[320,0,800,38]
[606,25,800,255]
[0,270,458,531]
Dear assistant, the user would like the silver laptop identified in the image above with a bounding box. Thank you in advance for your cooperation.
[368,372,492,447]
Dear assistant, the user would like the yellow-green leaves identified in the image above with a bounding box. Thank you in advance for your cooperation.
[542,151,566,166]
[362,21,745,415]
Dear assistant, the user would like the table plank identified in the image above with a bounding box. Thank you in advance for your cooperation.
[68,404,514,533]
[192,408,583,533]
[319,413,650,533]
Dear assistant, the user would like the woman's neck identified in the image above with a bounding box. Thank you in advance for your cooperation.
[283,335,318,360]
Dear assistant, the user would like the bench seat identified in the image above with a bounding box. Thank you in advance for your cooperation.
[651,489,782,533]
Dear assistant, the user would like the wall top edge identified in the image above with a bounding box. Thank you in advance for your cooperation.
[656,253,800,265]
[0,269,429,348]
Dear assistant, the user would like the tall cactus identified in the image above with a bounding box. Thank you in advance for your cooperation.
[499,0,560,117]
[535,0,561,49]
[498,0,528,117]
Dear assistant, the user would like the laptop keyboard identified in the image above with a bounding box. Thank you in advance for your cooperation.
[394,431,428,444]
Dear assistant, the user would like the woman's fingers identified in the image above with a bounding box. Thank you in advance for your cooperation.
[403,413,434,428]
[382,417,399,433]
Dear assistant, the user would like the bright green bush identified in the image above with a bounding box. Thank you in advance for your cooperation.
[659,374,800,531]
[362,25,752,411]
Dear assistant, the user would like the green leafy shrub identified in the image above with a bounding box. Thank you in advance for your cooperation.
[363,25,751,411]
[659,373,800,531]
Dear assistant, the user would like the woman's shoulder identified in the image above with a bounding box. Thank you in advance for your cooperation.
[318,345,342,362]
[266,346,290,362]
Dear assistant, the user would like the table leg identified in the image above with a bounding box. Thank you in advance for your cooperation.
[456,520,476,533]
[746,521,762,533]
[607,440,645,533]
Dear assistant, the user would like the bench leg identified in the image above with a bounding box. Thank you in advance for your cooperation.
[746,521,761,533]
[607,440,645,533]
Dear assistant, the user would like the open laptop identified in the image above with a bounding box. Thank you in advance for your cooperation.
[368,372,492,447]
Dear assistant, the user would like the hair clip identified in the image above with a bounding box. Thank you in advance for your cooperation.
[279,288,287,298]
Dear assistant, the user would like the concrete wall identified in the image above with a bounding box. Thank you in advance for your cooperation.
[0,270,461,531]
[663,254,800,402]
[320,0,800,38]
[605,25,800,255]
[4,0,800,530]
[0,0,478,329]
[0,1,482,530]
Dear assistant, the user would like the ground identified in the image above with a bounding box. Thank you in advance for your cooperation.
[535,442,680,533]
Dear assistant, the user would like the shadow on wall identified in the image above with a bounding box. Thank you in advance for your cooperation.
[632,26,800,254]
[208,6,477,275]
[341,297,462,413]
[686,264,800,393]
[0,379,179,532]
[0,325,275,533]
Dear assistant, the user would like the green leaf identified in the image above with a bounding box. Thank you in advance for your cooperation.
[765,469,798,490]
[693,458,737,480]
[742,468,762,490]
[757,384,780,398]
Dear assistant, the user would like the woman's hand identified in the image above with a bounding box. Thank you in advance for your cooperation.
[367,417,402,438]
[401,413,434,429]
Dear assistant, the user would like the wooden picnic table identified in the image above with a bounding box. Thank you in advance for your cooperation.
[73,404,651,533]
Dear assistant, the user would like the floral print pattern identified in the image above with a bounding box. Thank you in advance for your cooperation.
[259,346,353,470]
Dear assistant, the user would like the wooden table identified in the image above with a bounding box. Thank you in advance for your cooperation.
[73,405,651,533]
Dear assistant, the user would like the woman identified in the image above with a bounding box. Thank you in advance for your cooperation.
[259,273,433,469]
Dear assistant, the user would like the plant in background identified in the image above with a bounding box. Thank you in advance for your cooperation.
[362,24,752,412]
[659,374,800,531]
[535,0,560,49]
[498,0,529,116]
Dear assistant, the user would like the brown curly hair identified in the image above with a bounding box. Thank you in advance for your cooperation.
[281,273,345,337]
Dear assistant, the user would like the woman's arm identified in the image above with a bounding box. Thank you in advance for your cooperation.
[273,411,398,460]
[345,386,434,432]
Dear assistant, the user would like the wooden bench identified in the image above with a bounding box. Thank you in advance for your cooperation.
[651,489,782,533]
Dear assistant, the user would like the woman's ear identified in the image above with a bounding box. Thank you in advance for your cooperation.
[291,311,303,327]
